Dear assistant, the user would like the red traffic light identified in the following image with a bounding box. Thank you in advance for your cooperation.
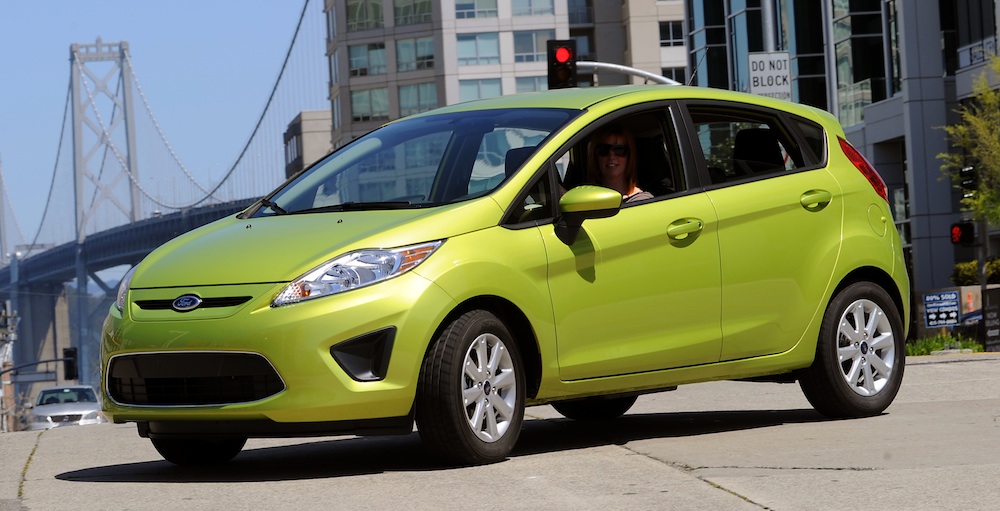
[554,46,573,63]
[547,39,578,89]
[950,221,975,246]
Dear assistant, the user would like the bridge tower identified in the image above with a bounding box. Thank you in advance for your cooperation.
[68,38,141,383]
[70,38,142,235]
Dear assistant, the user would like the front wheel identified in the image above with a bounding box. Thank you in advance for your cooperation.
[150,436,247,465]
[416,309,525,465]
[799,282,905,418]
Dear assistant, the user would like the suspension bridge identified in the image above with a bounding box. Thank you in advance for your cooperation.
[0,0,329,389]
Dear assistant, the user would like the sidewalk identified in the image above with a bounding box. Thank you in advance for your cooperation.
[2,352,998,510]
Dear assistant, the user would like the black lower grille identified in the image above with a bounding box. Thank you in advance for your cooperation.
[108,352,285,406]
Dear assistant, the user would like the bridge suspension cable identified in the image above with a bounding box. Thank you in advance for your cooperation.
[184,0,315,208]
[124,51,216,198]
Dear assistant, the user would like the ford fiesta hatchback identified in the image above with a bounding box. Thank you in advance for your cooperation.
[101,85,909,466]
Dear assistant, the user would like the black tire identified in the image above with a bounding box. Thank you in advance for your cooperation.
[416,309,525,465]
[551,395,638,420]
[150,437,247,466]
[799,282,905,418]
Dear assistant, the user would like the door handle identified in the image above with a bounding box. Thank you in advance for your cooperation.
[800,190,833,211]
[667,218,704,240]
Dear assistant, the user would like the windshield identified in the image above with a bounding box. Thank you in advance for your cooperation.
[37,387,98,405]
[253,108,578,216]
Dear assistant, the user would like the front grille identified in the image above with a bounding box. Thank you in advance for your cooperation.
[134,296,253,310]
[108,352,285,406]
[54,414,82,423]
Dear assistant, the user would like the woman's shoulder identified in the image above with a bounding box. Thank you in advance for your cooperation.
[625,190,654,203]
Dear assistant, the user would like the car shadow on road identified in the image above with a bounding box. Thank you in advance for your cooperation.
[56,408,827,483]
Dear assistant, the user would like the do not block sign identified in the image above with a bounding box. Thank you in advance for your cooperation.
[748,52,792,101]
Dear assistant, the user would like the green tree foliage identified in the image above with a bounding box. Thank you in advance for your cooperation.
[938,56,1000,226]
[951,258,1000,286]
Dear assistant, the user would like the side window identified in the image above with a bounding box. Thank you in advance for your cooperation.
[793,117,827,163]
[687,106,811,184]
[505,166,556,225]
[561,108,687,201]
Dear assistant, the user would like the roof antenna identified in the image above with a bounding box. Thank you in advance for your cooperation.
[687,50,707,86]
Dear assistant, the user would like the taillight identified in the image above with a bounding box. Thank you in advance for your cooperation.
[838,137,888,203]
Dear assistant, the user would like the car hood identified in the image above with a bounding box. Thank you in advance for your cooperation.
[32,402,101,415]
[132,199,504,288]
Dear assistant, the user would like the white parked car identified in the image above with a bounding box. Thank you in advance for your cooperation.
[28,385,107,431]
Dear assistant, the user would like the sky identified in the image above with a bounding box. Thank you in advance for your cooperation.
[0,1,313,241]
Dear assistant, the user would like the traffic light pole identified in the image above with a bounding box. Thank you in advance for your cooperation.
[0,356,76,378]
[576,61,682,85]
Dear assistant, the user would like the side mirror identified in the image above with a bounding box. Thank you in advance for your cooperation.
[555,185,622,244]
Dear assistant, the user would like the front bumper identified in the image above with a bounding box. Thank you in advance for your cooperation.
[101,272,454,428]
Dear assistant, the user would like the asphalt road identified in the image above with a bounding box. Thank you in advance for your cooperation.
[2,352,998,511]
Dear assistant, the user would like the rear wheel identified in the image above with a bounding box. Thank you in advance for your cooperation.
[150,437,247,465]
[416,309,525,465]
[551,395,637,420]
[799,282,904,418]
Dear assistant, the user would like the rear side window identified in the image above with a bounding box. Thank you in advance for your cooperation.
[685,105,821,185]
[793,117,826,163]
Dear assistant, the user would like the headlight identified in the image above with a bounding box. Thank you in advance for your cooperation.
[272,241,442,307]
[32,414,51,424]
[82,411,102,421]
[115,266,137,312]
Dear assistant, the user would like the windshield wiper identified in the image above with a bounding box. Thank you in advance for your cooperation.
[260,198,287,215]
[296,201,420,213]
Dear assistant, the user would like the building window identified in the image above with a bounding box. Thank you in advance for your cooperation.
[568,0,592,24]
[459,78,502,101]
[457,33,501,65]
[456,0,497,19]
[351,88,390,122]
[512,0,554,16]
[832,3,887,126]
[349,43,386,76]
[332,95,341,131]
[399,82,439,116]
[329,50,340,86]
[514,30,555,62]
[326,7,338,40]
[516,76,547,92]
[661,67,686,83]
[347,0,384,31]
[395,0,432,25]
[660,20,684,47]
[285,134,301,166]
[397,37,435,71]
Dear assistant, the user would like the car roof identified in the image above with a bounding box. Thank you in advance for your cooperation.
[411,85,838,127]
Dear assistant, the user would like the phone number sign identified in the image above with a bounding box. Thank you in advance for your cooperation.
[924,291,960,328]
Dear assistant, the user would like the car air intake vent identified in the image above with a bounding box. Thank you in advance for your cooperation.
[107,352,285,406]
[134,296,253,310]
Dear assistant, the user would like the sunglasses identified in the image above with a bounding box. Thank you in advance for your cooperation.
[596,143,629,157]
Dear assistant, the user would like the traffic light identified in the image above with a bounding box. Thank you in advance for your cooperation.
[959,166,977,198]
[547,39,577,89]
[63,347,78,380]
[950,221,975,246]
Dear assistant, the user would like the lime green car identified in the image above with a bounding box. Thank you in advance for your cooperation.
[101,85,909,466]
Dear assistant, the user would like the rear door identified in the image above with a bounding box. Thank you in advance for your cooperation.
[679,102,843,361]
